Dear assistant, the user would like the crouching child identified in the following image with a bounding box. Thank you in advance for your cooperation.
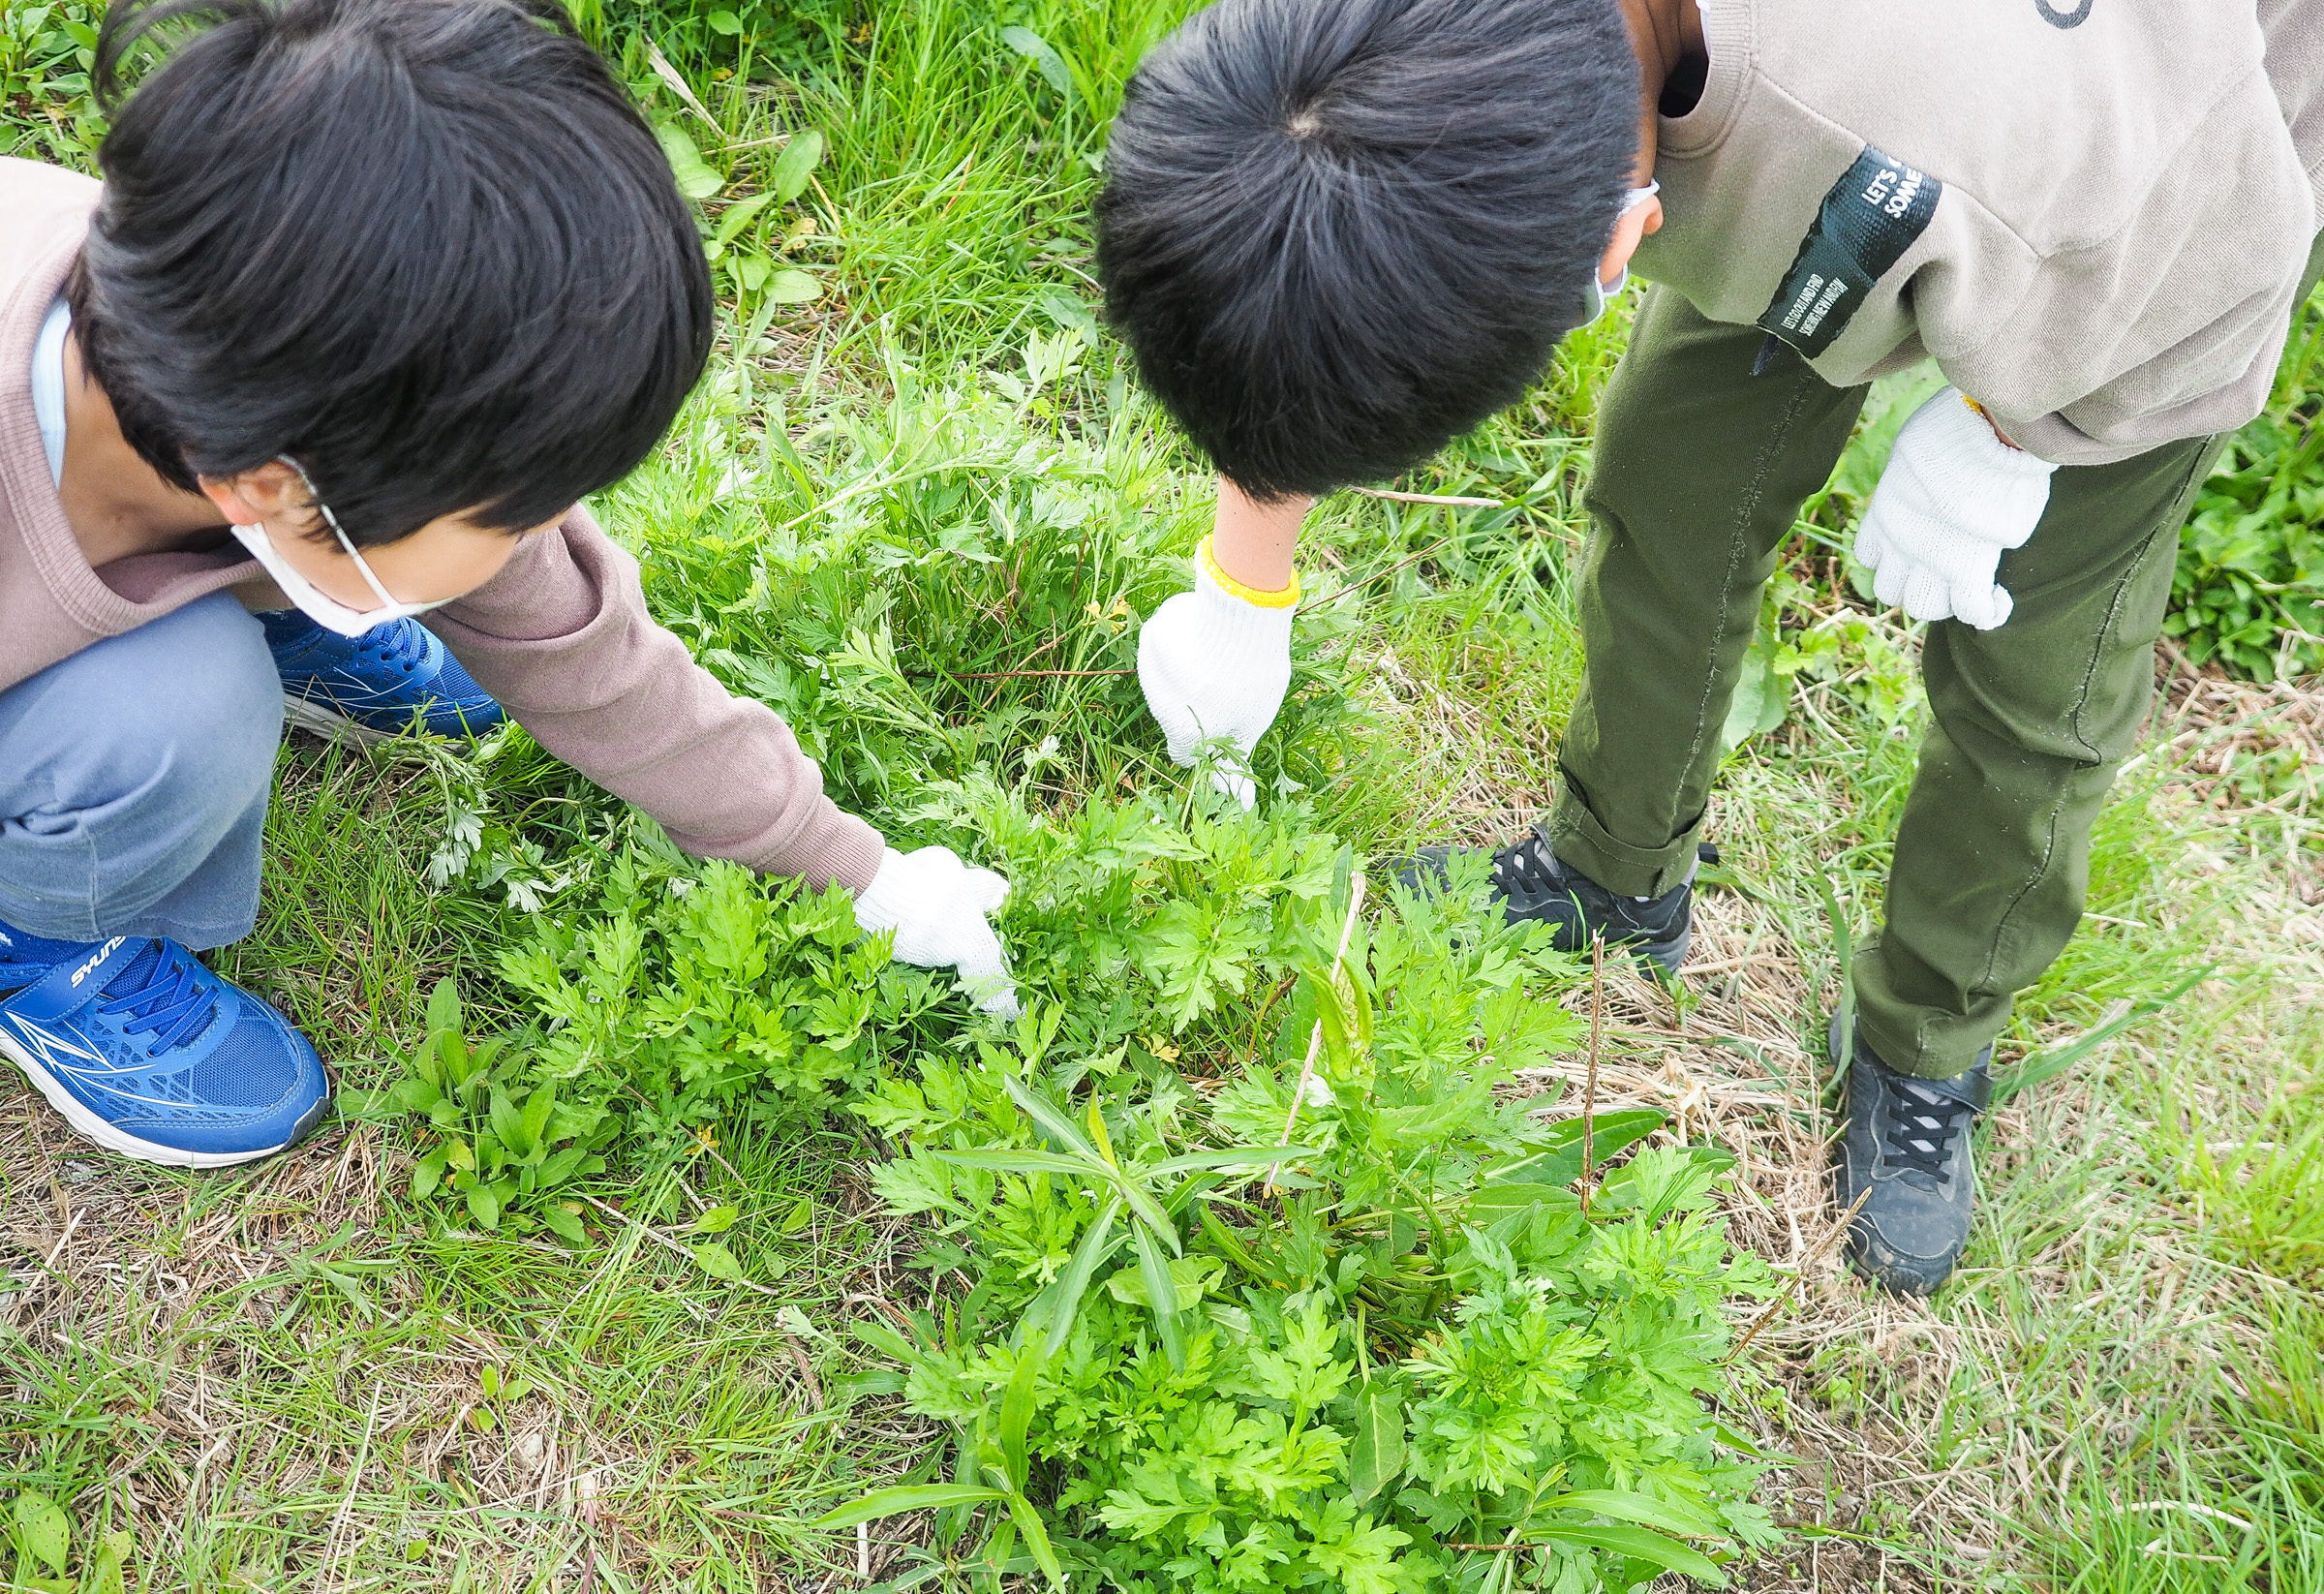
[0,0,1018,1169]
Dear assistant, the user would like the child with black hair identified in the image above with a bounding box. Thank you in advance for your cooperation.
[0,0,1020,1171]
[1097,0,2324,1294]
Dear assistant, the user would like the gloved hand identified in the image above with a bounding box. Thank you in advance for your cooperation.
[1857,386,2057,630]
[1137,537,1297,809]
[853,845,1020,1019]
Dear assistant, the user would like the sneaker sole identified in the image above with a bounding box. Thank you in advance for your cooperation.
[1392,847,1694,974]
[0,1027,327,1169]
[1535,919,1690,975]
[1624,917,1691,976]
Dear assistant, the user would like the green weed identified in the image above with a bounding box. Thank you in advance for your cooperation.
[2169,286,2324,681]
[831,862,1776,1593]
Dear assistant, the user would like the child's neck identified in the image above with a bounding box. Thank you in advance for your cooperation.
[57,328,231,569]
[1618,0,1708,184]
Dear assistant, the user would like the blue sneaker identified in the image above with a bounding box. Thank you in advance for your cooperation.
[261,611,505,743]
[0,922,329,1167]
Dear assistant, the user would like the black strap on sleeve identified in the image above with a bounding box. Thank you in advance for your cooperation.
[1750,145,1942,377]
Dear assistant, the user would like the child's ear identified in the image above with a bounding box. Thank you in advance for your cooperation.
[1599,193,1666,287]
[197,460,303,528]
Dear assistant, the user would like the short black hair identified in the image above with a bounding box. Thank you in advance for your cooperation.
[70,0,716,545]
[1094,0,1638,502]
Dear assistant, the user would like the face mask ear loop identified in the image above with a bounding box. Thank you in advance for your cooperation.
[280,455,403,613]
[1606,181,1661,288]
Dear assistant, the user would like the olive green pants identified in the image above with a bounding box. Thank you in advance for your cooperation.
[1549,261,2317,1079]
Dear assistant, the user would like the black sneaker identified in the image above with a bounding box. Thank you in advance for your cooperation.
[1829,1012,1992,1296]
[1394,823,1708,974]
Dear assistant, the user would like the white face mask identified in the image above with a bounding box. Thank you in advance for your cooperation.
[1578,181,1663,327]
[229,458,456,637]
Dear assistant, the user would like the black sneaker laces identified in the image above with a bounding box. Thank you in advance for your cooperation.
[1880,1080,1977,1181]
[1489,831,1568,895]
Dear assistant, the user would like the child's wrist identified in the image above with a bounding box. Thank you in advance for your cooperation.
[1198,536,1300,609]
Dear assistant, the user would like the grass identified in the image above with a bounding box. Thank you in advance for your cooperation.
[6,3,2324,1591]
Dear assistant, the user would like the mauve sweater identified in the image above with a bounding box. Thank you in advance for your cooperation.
[0,159,884,892]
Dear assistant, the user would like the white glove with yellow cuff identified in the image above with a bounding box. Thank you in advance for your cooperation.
[854,845,1020,1019]
[1857,386,2057,631]
[1136,537,1297,810]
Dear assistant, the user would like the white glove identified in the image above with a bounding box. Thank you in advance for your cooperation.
[853,846,1021,1019]
[1136,539,1296,809]
[1857,387,2057,630]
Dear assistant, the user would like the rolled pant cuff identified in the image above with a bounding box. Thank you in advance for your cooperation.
[1546,790,1701,900]
[1851,949,2007,1081]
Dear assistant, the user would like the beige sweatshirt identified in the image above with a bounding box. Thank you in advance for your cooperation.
[0,158,883,892]
[1636,0,2324,465]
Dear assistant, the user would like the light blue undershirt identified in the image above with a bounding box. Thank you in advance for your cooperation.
[32,294,69,487]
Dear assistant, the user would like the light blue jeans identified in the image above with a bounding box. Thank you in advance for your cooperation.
[0,594,279,950]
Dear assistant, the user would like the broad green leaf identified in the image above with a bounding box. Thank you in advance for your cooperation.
[518,1085,555,1154]
[1114,1177,1181,1257]
[383,1077,442,1114]
[1349,1385,1407,1504]
[936,1147,1177,1255]
[691,1204,740,1235]
[1104,1254,1223,1312]
[1528,1109,1667,1160]
[14,1489,69,1577]
[1196,1202,1269,1280]
[1001,1074,1100,1158]
[1133,1219,1186,1370]
[763,268,821,304]
[654,121,723,200]
[936,1149,1100,1179]
[811,1485,1008,1530]
[425,977,462,1039]
[997,1343,1043,1493]
[706,9,742,34]
[537,1205,587,1246]
[410,1148,449,1203]
[851,1319,923,1364]
[769,128,826,205]
[439,1026,476,1088]
[1009,1494,1066,1590]
[713,191,776,249]
[1491,1109,1666,1188]
[464,1182,501,1230]
[1718,601,1788,754]
[691,1241,743,1281]
[780,1196,815,1234]
[1085,1096,1117,1169]
[1541,1489,1720,1538]
[1037,1194,1123,1360]
[84,1528,132,1594]
[1464,1183,1581,1224]
[1532,1522,1725,1584]
[1147,1146,1315,1178]
[997,26,1074,102]
[486,1089,523,1155]
[731,254,772,292]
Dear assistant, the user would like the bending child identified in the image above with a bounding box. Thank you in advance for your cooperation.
[1098,0,2324,1293]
